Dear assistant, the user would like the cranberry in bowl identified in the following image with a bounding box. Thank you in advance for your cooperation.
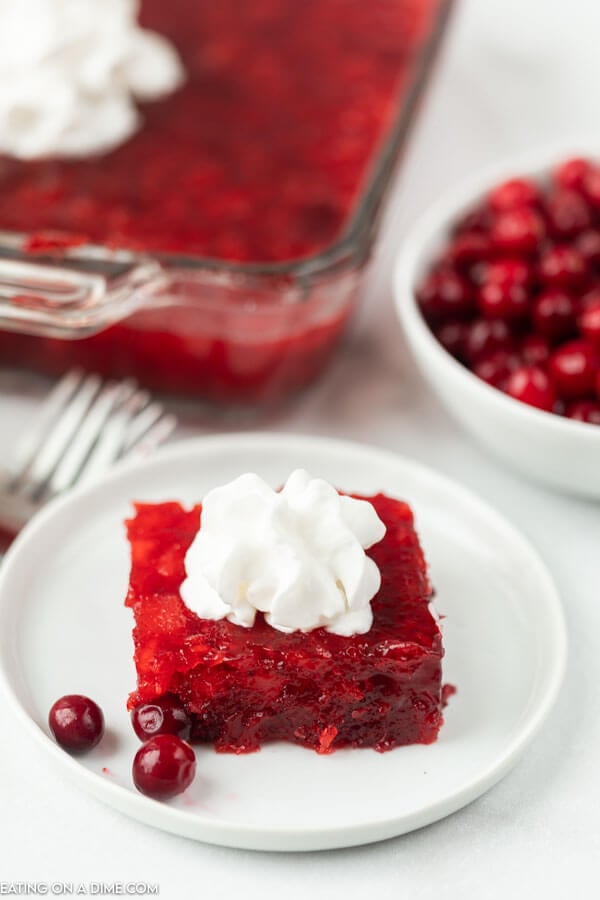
[395,143,600,498]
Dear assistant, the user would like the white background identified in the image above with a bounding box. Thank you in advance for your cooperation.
[1,0,599,896]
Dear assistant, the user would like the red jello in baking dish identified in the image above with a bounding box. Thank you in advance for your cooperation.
[125,493,444,754]
[0,0,453,403]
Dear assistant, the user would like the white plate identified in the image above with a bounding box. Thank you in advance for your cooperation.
[0,434,566,852]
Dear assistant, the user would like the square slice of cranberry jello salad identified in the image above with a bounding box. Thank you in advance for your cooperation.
[125,469,445,754]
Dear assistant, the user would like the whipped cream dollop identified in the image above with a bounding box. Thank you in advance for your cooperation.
[181,470,387,637]
[0,0,184,159]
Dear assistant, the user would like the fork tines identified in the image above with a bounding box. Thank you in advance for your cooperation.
[5,370,176,508]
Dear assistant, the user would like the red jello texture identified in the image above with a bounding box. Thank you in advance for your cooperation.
[1,0,443,263]
[125,494,444,754]
[0,0,447,405]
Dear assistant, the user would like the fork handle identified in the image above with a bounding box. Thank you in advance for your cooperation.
[0,252,166,338]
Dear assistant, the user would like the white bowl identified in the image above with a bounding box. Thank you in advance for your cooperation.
[394,142,600,498]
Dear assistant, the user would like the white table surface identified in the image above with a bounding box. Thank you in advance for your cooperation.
[1,0,598,895]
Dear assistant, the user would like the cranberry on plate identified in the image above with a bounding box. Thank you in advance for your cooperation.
[131,694,193,742]
[49,694,104,754]
[416,155,600,424]
[132,735,196,800]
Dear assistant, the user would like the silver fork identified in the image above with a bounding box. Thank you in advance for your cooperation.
[0,369,177,539]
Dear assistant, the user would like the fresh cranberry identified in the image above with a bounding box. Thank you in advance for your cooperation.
[545,189,592,238]
[416,269,474,321]
[520,333,551,366]
[473,351,519,388]
[532,289,577,342]
[478,280,529,320]
[580,286,600,309]
[553,157,595,192]
[565,400,600,424]
[132,735,196,800]
[49,695,104,754]
[504,366,557,412]
[453,205,493,235]
[482,258,532,286]
[464,318,513,363]
[446,232,492,269]
[488,178,538,211]
[434,321,467,359]
[419,157,600,420]
[576,230,600,268]
[578,298,600,346]
[584,169,600,208]
[549,339,599,398]
[131,694,194,742]
[538,245,587,288]
[490,208,545,255]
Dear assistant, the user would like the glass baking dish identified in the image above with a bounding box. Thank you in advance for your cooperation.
[0,0,454,405]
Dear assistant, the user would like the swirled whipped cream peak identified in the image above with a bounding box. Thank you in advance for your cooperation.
[0,0,184,160]
[181,470,387,637]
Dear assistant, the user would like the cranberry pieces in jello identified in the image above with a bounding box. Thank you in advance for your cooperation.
[417,156,600,423]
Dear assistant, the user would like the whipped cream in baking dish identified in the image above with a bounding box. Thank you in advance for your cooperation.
[0,0,184,159]
[181,470,387,636]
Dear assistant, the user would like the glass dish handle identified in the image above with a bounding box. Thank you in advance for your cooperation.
[0,254,165,338]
